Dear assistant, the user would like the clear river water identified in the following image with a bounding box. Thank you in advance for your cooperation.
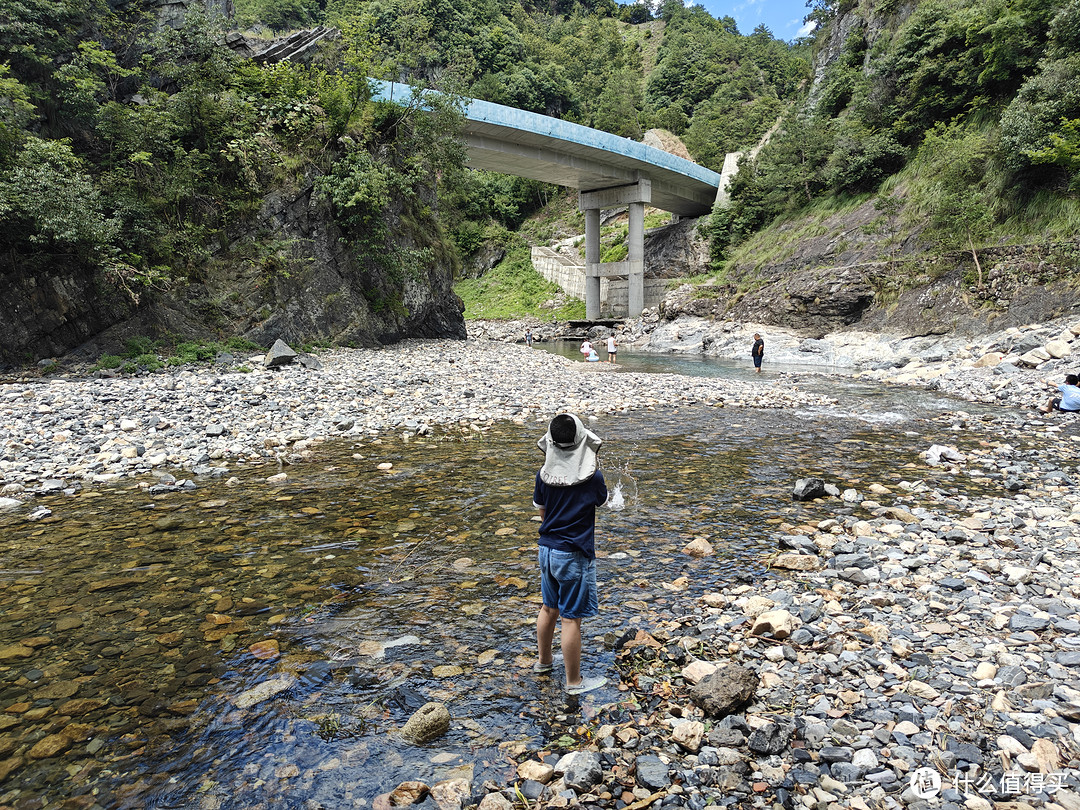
[0,349,1012,808]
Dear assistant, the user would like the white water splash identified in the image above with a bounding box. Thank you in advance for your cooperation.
[605,456,637,511]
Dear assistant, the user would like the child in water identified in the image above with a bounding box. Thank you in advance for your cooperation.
[532,413,608,694]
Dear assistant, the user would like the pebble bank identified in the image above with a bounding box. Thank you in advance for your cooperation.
[0,339,831,504]
[2,322,1079,810]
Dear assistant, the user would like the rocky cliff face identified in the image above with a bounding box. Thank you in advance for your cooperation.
[225,182,465,347]
[0,261,134,366]
[69,179,465,361]
[644,218,710,278]
[5,178,465,367]
[144,0,234,30]
[806,0,918,111]
[657,190,1080,338]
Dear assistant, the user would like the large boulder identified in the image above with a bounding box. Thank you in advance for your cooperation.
[1045,339,1072,358]
[263,338,298,368]
[690,664,759,718]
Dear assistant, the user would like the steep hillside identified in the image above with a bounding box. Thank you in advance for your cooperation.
[688,0,1080,336]
[0,0,468,365]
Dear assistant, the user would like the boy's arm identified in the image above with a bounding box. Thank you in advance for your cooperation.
[596,470,609,506]
[533,471,546,520]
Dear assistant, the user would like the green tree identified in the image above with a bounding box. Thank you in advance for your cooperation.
[0,65,34,166]
[824,121,907,193]
[0,136,117,253]
[915,123,996,287]
[1025,116,1080,190]
[999,54,1080,172]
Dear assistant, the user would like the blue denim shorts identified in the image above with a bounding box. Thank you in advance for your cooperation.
[538,546,598,620]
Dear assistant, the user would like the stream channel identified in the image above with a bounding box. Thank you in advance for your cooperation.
[0,350,1014,808]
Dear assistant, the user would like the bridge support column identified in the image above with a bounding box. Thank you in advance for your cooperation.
[627,200,644,319]
[579,178,651,320]
[583,208,601,321]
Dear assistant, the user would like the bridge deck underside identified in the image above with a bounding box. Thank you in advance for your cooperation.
[462,124,718,217]
[369,80,720,217]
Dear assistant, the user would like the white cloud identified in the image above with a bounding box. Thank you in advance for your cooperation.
[796,19,818,37]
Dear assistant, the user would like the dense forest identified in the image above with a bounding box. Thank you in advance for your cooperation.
[1,0,1078,361]
[711,0,1080,269]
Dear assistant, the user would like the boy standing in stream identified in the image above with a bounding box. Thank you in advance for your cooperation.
[532,413,608,695]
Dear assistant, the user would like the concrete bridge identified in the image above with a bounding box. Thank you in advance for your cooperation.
[371,80,723,319]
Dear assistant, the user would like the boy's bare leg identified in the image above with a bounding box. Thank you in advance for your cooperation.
[536,605,559,666]
[561,617,582,686]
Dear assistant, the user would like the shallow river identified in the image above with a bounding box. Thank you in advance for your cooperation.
[0,357,1011,808]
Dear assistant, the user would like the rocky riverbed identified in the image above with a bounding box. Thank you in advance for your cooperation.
[472,312,1080,415]
[426,410,1080,810]
[0,339,832,506]
[3,324,1080,810]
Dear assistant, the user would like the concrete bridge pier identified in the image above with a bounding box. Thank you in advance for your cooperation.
[580,178,651,320]
[627,200,644,318]
[583,208,601,321]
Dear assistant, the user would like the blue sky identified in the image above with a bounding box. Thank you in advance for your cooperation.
[691,0,815,41]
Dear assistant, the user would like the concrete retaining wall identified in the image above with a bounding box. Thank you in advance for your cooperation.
[531,247,667,317]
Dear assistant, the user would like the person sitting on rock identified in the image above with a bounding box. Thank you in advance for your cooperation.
[1039,373,1080,414]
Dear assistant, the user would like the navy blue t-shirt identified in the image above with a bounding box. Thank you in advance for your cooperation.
[533,470,608,560]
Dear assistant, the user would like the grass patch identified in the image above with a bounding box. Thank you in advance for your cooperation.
[454,236,585,320]
[999,192,1080,241]
[644,211,673,229]
[518,190,584,246]
[725,193,873,273]
[92,335,264,374]
[601,242,628,263]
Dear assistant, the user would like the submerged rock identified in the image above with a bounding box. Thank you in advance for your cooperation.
[233,675,296,709]
[401,702,450,744]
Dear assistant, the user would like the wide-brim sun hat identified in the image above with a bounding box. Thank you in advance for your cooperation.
[537,413,602,486]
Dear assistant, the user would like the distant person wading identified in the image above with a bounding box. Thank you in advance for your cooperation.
[751,333,764,373]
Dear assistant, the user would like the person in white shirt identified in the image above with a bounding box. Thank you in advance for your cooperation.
[1039,373,1080,413]
[606,334,617,363]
